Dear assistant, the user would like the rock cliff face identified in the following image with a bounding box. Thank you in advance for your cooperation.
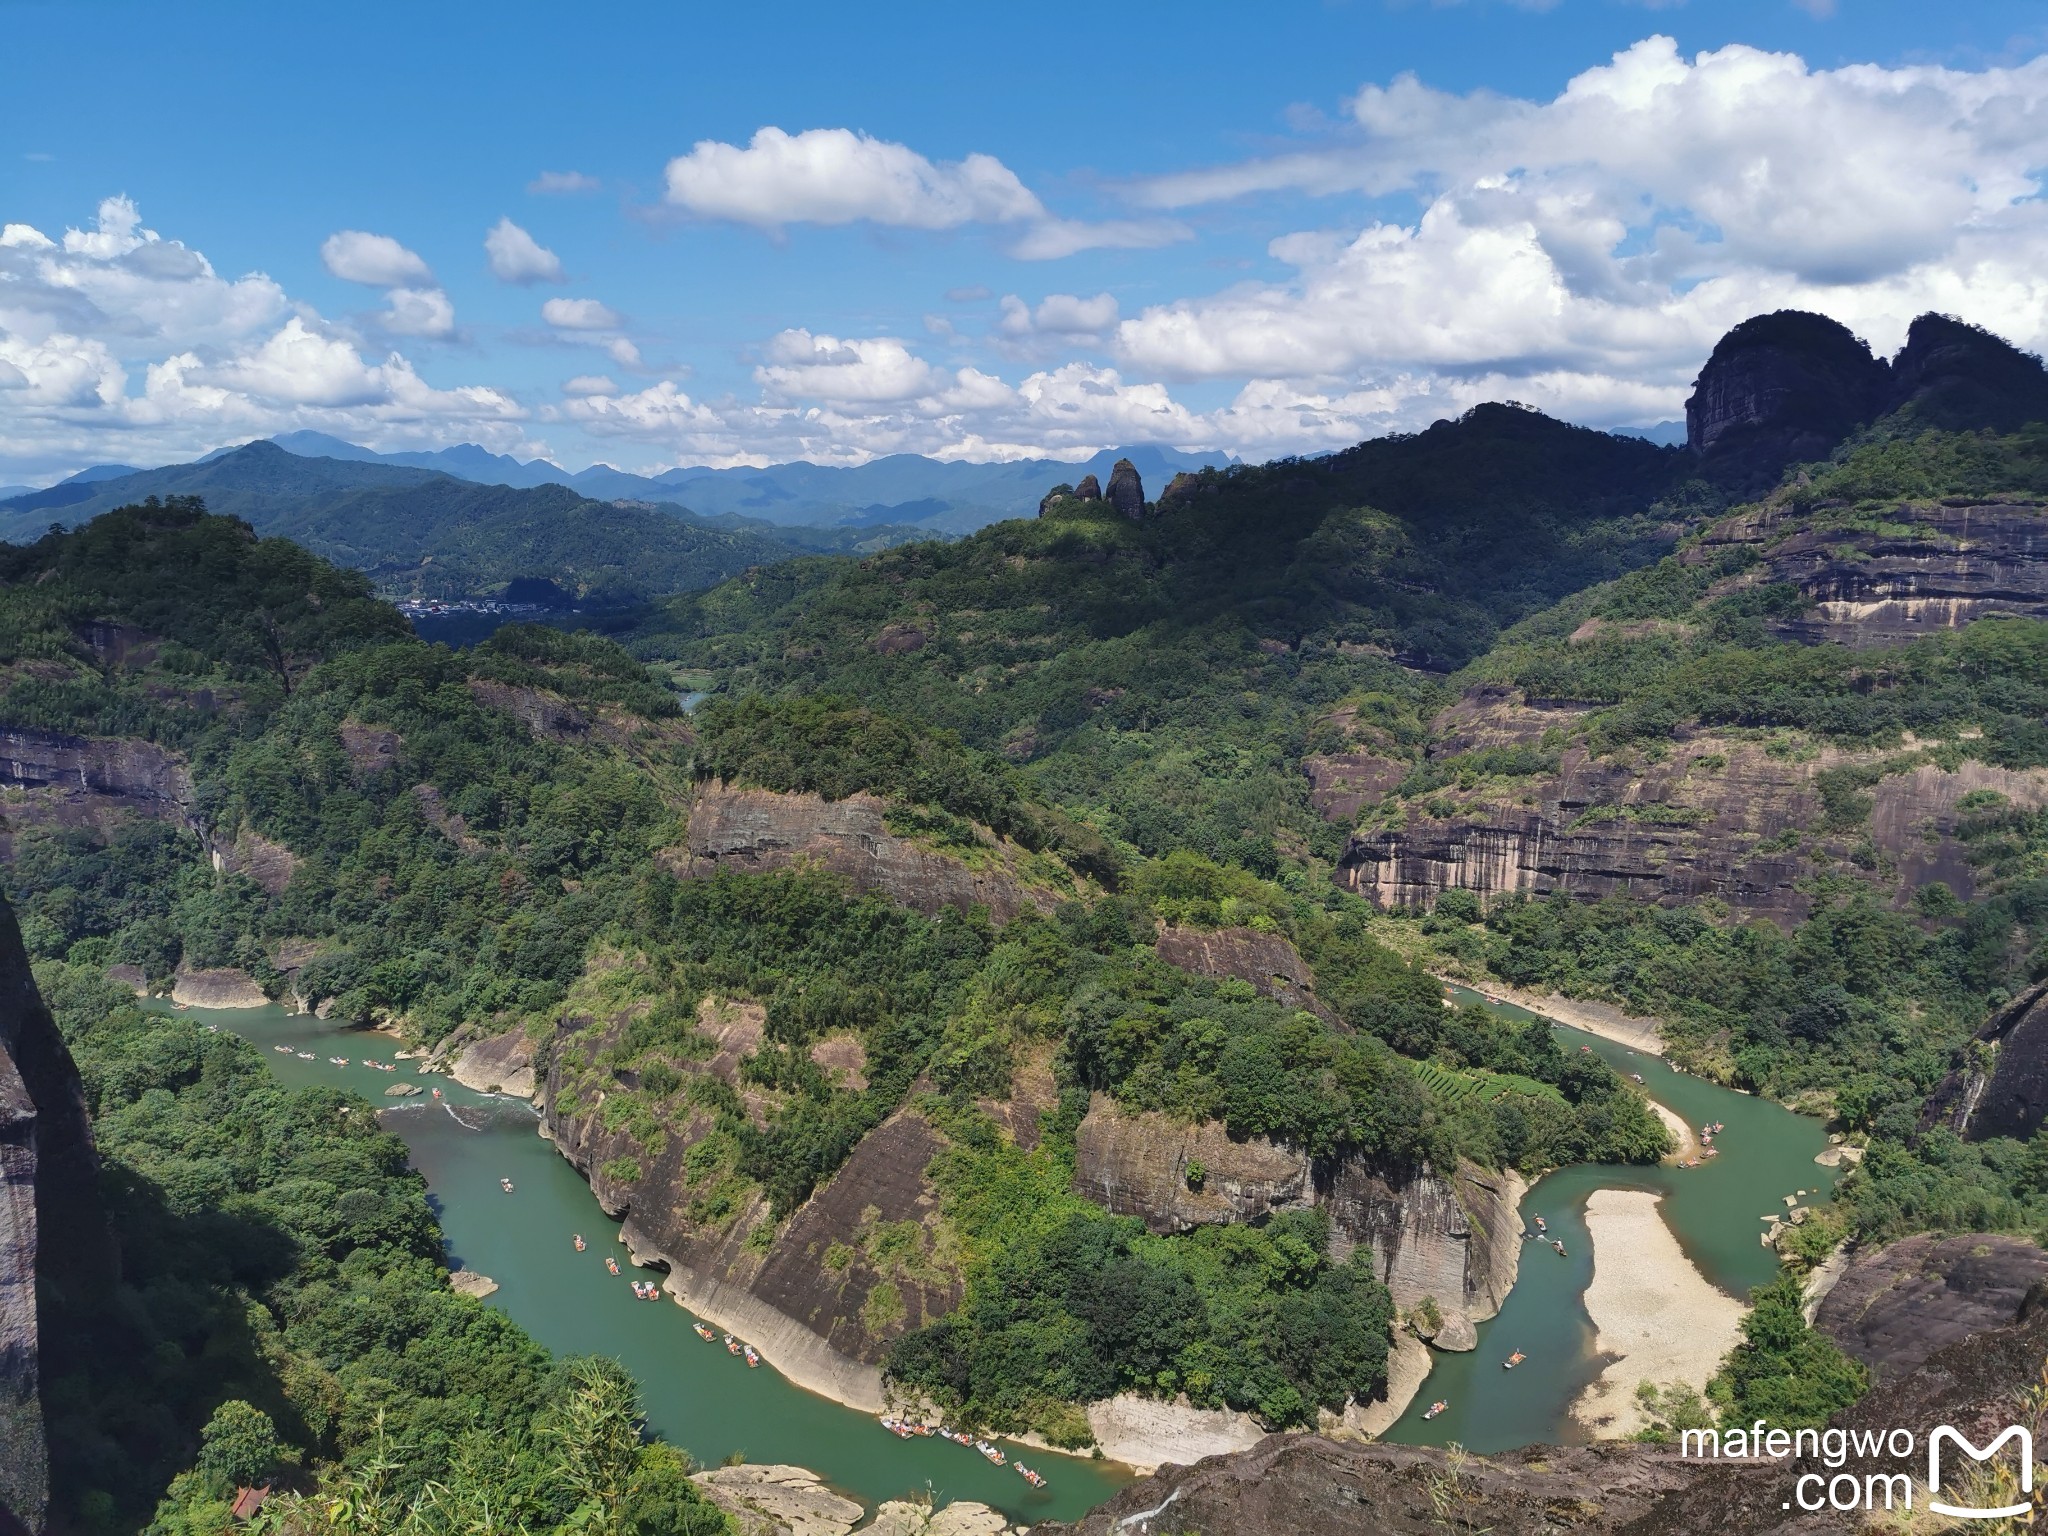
[1681,309,2048,492]
[540,1002,959,1409]
[1041,1287,2048,1536]
[672,783,1057,921]
[169,965,269,1009]
[1151,926,1335,1022]
[0,727,193,857]
[0,895,110,1536]
[1686,311,1889,489]
[1687,498,2048,647]
[1070,1096,1522,1321]
[447,1027,537,1098]
[1920,981,2048,1142]
[1073,1097,1313,1231]
[1813,1234,2048,1381]
[1333,685,2048,921]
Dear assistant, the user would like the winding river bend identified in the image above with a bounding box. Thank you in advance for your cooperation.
[177,983,1840,1519]
[1385,988,1842,1453]
[159,999,1129,1525]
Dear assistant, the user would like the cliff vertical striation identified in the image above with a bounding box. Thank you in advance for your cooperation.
[0,895,110,1535]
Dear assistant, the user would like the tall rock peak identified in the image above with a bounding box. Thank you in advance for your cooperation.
[1684,310,1888,489]
[1888,313,2048,433]
[1105,458,1145,519]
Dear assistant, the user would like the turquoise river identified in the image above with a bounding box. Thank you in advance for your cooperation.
[171,984,1840,1524]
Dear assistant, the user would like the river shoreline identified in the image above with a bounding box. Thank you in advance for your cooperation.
[1448,977,1667,1055]
[1571,1189,1744,1438]
[1649,1102,1700,1162]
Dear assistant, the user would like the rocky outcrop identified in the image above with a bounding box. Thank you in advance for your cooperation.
[337,720,402,780]
[1156,471,1201,513]
[1072,473,1101,501]
[1334,685,2048,921]
[1922,981,2048,1141]
[0,727,194,857]
[448,1028,537,1098]
[868,1501,1012,1536]
[1888,312,2048,433]
[543,1002,958,1411]
[1104,459,1145,519]
[0,895,111,1536]
[1152,926,1335,1022]
[1300,752,1406,824]
[1322,1159,1525,1320]
[0,727,190,812]
[448,1270,499,1298]
[1682,309,2048,494]
[1084,1394,1268,1473]
[1071,1096,1522,1320]
[1686,311,1889,489]
[1073,1097,1313,1231]
[1813,1234,2048,1380]
[689,1465,863,1536]
[213,826,295,896]
[671,783,1056,922]
[1688,498,2048,647]
[170,965,268,1009]
[1042,1285,2048,1536]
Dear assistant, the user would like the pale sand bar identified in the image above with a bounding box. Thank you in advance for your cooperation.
[1455,978,1667,1055]
[1649,1101,1700,1163]
[1572,1188,1744,1438]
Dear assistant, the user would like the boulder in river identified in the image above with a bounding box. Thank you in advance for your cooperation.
[448,1270,498,1298]
[1430,1307,1478,1352]
[448,1027,537,1098]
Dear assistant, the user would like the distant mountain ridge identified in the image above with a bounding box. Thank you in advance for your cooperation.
[0,442,807,605]
[260,431,1232,534]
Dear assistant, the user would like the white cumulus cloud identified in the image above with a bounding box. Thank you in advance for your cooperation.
[1104,35,2048,439]
[661,125,1185,261]
[0,199,530,481]
[320,229,434,287]
[543,296,622,330]
[380,287,457,338]
[485,217,565,284]
[999,292,1121,338]
[665,126,1045,230]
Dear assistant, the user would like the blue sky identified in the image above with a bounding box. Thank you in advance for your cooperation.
[4,0,2048,482]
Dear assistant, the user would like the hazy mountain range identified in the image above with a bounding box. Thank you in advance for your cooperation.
[0,435,1230,605]
[1,433,1230,541]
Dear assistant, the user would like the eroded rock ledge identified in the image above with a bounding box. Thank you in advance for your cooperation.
[670,783,1056,921]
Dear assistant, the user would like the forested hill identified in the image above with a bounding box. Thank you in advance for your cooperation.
[636,405,1688,876]
[18,307,2048,1528]
[3,484,1672,1524]
[0,442,808,604]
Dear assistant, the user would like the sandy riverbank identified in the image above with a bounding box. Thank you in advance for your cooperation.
[1649,1102,1699,1163]
[1572,1189,1744,1438]
[1452,978,1667,1055]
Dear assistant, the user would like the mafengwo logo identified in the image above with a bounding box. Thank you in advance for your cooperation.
[1682,1421,2037,1516]
[1929,1425,2033,1520]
